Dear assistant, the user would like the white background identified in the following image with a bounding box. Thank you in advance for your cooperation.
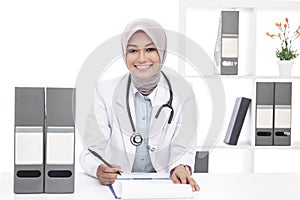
[2,0,300,174]
[0,0,179,173]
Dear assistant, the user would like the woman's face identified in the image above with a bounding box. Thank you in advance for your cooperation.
[126,31,161,79]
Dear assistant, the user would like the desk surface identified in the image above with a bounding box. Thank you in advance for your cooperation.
[1,172,300,200]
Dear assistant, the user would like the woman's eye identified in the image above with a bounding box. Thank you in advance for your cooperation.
[146,48,157,52]
[128,49,137,53]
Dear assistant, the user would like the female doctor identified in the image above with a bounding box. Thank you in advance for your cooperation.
[80,18,199,191]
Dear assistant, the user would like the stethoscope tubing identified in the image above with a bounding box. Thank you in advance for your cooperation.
[126,71,174,147]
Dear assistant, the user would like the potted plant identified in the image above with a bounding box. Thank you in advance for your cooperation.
[266,17,300,76]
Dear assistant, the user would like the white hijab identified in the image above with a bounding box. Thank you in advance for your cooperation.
[121,18,167,96]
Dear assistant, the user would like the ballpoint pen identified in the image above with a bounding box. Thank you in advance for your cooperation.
[88,148,122,176]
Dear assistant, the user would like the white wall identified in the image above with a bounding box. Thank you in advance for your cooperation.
[2,0,300,175]
[0,0,179,173]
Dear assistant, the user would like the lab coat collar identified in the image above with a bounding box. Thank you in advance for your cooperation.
[112,74,136,165]
[114,72,170,108]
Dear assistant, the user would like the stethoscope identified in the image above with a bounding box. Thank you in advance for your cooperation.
[126,71,174,148]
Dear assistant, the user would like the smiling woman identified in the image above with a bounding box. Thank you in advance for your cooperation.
[121,19,167,96]
[79,18,200,192]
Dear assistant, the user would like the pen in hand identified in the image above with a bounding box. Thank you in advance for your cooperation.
[88,148,122,176]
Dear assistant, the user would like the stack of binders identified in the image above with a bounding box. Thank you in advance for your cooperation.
[255,82,292,146]
[14,87,75,194]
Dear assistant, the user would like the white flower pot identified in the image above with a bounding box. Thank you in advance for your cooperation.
[277,60,294,76]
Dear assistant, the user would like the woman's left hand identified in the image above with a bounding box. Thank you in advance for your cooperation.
[171,165,200,192]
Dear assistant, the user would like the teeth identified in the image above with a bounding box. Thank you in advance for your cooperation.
[135,65,151,69]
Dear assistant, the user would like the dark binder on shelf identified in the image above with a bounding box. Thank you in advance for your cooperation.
[273,82,292,146]
[45,88,75,193]
[224,97,251,145]
[255,83,274,146]
[194,151,209,173]
[14,87,45,194]
[214,11,239,75]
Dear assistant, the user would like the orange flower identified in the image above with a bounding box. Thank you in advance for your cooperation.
[266,17,299,60]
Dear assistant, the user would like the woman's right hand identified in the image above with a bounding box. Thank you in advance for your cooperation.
[96,164,123,185]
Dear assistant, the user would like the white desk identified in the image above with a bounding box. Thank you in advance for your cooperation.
[1,172,300,200]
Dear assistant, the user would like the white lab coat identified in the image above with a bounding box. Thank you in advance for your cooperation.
[80,68,198,178]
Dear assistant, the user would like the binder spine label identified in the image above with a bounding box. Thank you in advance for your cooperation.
[46,132,74,165]
[15,131,44,165]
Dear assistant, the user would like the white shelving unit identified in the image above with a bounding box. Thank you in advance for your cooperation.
[179,0,300,173]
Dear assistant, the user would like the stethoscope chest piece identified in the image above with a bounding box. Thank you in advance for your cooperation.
[130,133,143,146]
